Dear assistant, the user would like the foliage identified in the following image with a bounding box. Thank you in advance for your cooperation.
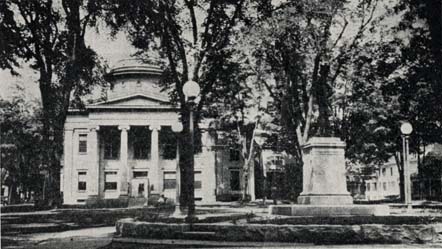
[235,0,381,200]
[0,87,43,204]
[241,0,380,156]
[344,42,402,168]
[0,0,107,206]
[344,0,442,200]
[100,0,259,206]
[420,153,442,179]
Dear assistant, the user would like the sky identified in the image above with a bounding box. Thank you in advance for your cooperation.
[0,28,135,102]
[0,0,397,104]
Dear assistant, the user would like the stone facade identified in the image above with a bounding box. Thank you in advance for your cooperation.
[62,60,218,205]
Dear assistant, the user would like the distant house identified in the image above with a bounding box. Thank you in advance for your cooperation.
[364,156,418,201]
[363,144,442,202]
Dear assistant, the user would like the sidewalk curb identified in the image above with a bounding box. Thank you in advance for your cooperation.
[112,237,314,247]
[116,219,440,244]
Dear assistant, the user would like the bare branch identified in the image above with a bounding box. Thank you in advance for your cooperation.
[201,0,215,49]
[80,13,92,39]
[17,3,46,72]
[184,0,198,45]
[261,77,278,100]
[162,27,186,107]
[193,1,215,82]
[329,0,378,87]
[213,0,245,51]
[302,92,313,143]
[162,3,189,81]
[332,16,348,48]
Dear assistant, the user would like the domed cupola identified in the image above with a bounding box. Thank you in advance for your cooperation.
[105,59,164,100]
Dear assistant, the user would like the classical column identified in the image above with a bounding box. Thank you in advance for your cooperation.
[63,129,74,204]
[149,124,160,194]
[119,125,130,196]
[88,126,100,198]
[248,160,256,201]
[201,131,217,203]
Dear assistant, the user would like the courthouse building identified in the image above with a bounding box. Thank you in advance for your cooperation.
[61,60,220,205]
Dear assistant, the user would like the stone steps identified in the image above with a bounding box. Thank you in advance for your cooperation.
[181,231,217,240]
[112,237,311,247]
[127,197,147,207]
[116,218,442,244]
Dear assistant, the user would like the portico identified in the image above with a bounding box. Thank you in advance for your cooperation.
[62,60,217,205]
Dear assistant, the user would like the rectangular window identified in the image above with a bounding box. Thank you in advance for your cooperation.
[78,172,87,191]
[366,183,370,191]
[79,134,87,154]
[104,171,118,191]
[229,149,240,161]
[163,172,176,189]
[133,141,150,159]
[230,170,240,191]
[390,167,393,176]
[195,171,202,189]
[103,127,120,159]
[130,127,151,159]
[133,171,148,178]
[382,168,386,176]
[373,183,377,191]
[159,126,177,160]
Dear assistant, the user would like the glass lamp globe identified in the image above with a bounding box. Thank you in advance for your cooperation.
[183,80,200,98]
[172,122,183,132]
[400,122,413,135]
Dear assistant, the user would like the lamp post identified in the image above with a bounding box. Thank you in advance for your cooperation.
[171,122,184,217]
[254,129,266,206]
[182,80,200,221]
[400,121,413,211]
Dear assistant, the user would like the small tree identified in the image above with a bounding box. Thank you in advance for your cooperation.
[0,86,43,204]
[420,153,442,201]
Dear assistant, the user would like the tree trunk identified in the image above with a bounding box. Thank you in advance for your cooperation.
[38,72,66,208]
[178,105,196,215]
[394,153,405,202]
[8,182,19,205]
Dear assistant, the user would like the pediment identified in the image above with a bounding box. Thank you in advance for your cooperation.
[89,94,171,108]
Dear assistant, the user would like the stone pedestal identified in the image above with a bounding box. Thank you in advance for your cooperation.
[297,137,353,205]
[271,137,389,216]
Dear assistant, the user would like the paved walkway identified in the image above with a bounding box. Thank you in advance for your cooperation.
[2,201,442,248]
[2,226,115,249]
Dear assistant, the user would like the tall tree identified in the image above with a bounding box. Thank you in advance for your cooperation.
[102,0,256,212]
[0,0,105,207]
[241,0,379,164]
[344,0,442,200]
[230,0,381,201]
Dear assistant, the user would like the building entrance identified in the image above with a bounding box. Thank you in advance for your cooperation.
[131,178,149,198]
